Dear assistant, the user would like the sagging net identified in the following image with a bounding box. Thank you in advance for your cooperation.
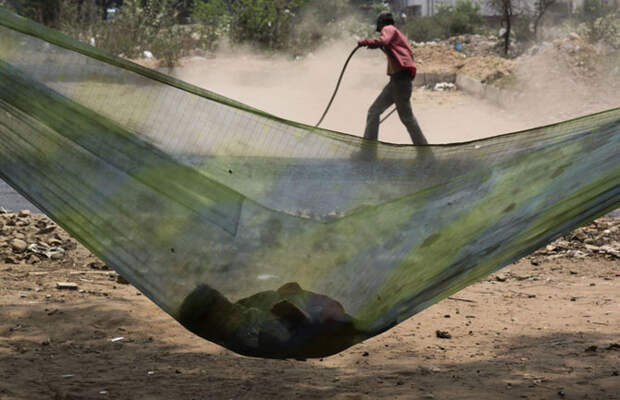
[0,9,618,359]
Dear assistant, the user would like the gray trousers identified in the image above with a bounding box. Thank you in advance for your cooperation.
[363,71,428,145]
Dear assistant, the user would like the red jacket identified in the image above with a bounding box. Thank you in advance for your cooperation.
[359,25,416,78]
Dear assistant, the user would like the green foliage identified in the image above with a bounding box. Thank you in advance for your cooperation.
[403,0,488,42]
[369,2,390,16]
[577,0,616,23]
[403,16,445,42]
[227,0,304,50]
[192,0,231,50]
[2,0,61,25]
[577,11,620,48]
[435,0,486,36]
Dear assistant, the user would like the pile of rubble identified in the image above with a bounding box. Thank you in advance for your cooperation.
[412,42,467,74]
[457,55,514,84]
[522,33,605,80]
[411,36,515,84]
[528,216,619,263]
[441,34,503,58]
[0,208,76,265]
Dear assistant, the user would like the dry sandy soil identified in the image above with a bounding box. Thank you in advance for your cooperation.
[0,211,618,400]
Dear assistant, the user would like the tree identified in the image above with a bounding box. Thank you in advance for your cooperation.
[487,0,517,55]
[532,0,556,39]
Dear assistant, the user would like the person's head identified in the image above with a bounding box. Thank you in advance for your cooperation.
[376,12,395,32]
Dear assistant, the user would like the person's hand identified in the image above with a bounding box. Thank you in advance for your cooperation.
[358,39,369,47]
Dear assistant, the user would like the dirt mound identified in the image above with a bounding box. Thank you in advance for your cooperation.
[458,56,515,83]
[442,34,502,57]
[507,33,619,122]
[519,33,614,84]
[412,39,514,83]
[412,43,467,74]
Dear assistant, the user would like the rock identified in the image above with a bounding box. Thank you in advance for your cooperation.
[495,274,507,282]
[4,256,18,264]
[116,275,130,285]
[436,330,452,339]
[48,238,63,247]
[10,238,28,253]
[600,245,619,257]
[88,261,109,270]
[36,226,56,235]
[56,282,78,290]
[27,254,40,264]
[18,210,31,218]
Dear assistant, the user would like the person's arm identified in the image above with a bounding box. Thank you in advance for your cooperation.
[358,26,396,49]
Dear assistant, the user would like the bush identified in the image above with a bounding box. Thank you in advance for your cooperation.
[1,0,61,25]
[403,16,445,42]
[192,0,231,51]
[435,0,486,37]
[577,0,616,23]
[403,0,487,42]
[577,12,620,48]
[228,0,305,50]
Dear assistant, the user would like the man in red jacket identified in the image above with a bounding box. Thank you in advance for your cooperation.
[358,12,428,145]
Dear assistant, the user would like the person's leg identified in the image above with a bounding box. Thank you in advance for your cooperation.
[363,83,394,141]
[391,74,428,145]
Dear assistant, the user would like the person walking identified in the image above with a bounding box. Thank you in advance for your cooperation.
[358,12,428,145]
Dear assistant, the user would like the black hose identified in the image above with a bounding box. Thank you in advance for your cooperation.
[380,106,397,124]
[315,45,361,128]
[316,45,398,128]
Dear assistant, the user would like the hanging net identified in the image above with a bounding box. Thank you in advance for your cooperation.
[0,9,618,359]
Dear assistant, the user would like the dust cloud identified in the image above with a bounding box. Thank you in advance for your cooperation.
[169,39,618,145]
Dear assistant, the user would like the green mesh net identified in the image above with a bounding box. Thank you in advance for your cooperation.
[0,9,618,359]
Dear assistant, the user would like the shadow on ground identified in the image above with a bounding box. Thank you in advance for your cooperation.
[0,300,618,400]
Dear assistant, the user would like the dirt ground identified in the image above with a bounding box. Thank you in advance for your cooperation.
[1,209,619,400]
